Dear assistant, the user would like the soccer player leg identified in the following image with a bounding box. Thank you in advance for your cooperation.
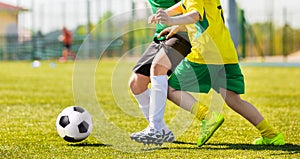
[218,64,284,146]
[168,80,223,147]
[253,120,285,146]
[194,93,223,146]
[133,87,151,122]
[129,73,151,121]
[62,48,68,61]
[148,49,173,144]
[130,46,172,145]
[168,61,224,147]
[130,74,168,145]
[129,42,158,122]
[220,88,284,145]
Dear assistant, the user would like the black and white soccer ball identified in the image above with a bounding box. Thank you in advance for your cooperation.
[56,106,93,142]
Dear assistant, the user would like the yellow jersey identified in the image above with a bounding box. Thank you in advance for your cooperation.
[181,0,238,64]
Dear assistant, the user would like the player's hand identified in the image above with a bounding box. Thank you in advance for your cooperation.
[155,8,172,26]
[148,14,156,24]
[157,25,184,39]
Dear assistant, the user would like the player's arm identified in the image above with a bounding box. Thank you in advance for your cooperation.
[155,0,204,26]
[164,2,182,16]
[148,2,182,24]
[156,9,201,26]
[157,25,187,39]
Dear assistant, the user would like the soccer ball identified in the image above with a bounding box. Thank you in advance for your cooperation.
[56,106,93,142]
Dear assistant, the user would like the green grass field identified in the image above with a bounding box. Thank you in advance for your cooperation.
[0,60,299,158]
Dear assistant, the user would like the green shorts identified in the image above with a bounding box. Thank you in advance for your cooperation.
[168,59,245,94]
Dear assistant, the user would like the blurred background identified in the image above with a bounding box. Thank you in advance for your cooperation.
[0,0,299,61]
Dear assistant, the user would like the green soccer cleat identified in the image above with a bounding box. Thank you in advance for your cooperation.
[197,112,224,147]
[253,133,285,146]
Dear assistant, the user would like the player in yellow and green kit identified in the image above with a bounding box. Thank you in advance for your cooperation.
[152,0,285,146]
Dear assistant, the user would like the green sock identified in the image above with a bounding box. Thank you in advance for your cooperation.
[256,119,277,138]
[190,102,209,120]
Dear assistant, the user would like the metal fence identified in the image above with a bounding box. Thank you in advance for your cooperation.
[0,34,125,61]
[0,35,70,60]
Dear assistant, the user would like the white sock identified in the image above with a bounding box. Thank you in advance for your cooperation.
[162,120,170,133]
[149,75,168,133]
[134,89,151,121]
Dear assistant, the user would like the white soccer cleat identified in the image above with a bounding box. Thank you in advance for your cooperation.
[130,127,164,146]
[163,130,175,143]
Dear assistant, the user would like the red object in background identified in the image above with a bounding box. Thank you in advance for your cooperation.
[62,27,72,45]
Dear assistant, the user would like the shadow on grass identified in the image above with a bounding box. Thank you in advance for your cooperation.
[169,141,300,153]
[68,143,112,147]
[68,142,165,152]
[67,141,300,155]
[206,143,300,152]
[172,141,196,145]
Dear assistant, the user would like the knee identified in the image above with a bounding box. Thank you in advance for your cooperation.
[150,63,170,76]
[224,95,243,108]
[128,74,150,95]
[128,75,138,92]
[220,89,241,107]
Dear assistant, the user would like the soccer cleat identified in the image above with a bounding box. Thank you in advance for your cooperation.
[130,127,149,142]
[253,133,285,146]
[130,127,164,145]
[197,111,224,147]
[163,130,175,143]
